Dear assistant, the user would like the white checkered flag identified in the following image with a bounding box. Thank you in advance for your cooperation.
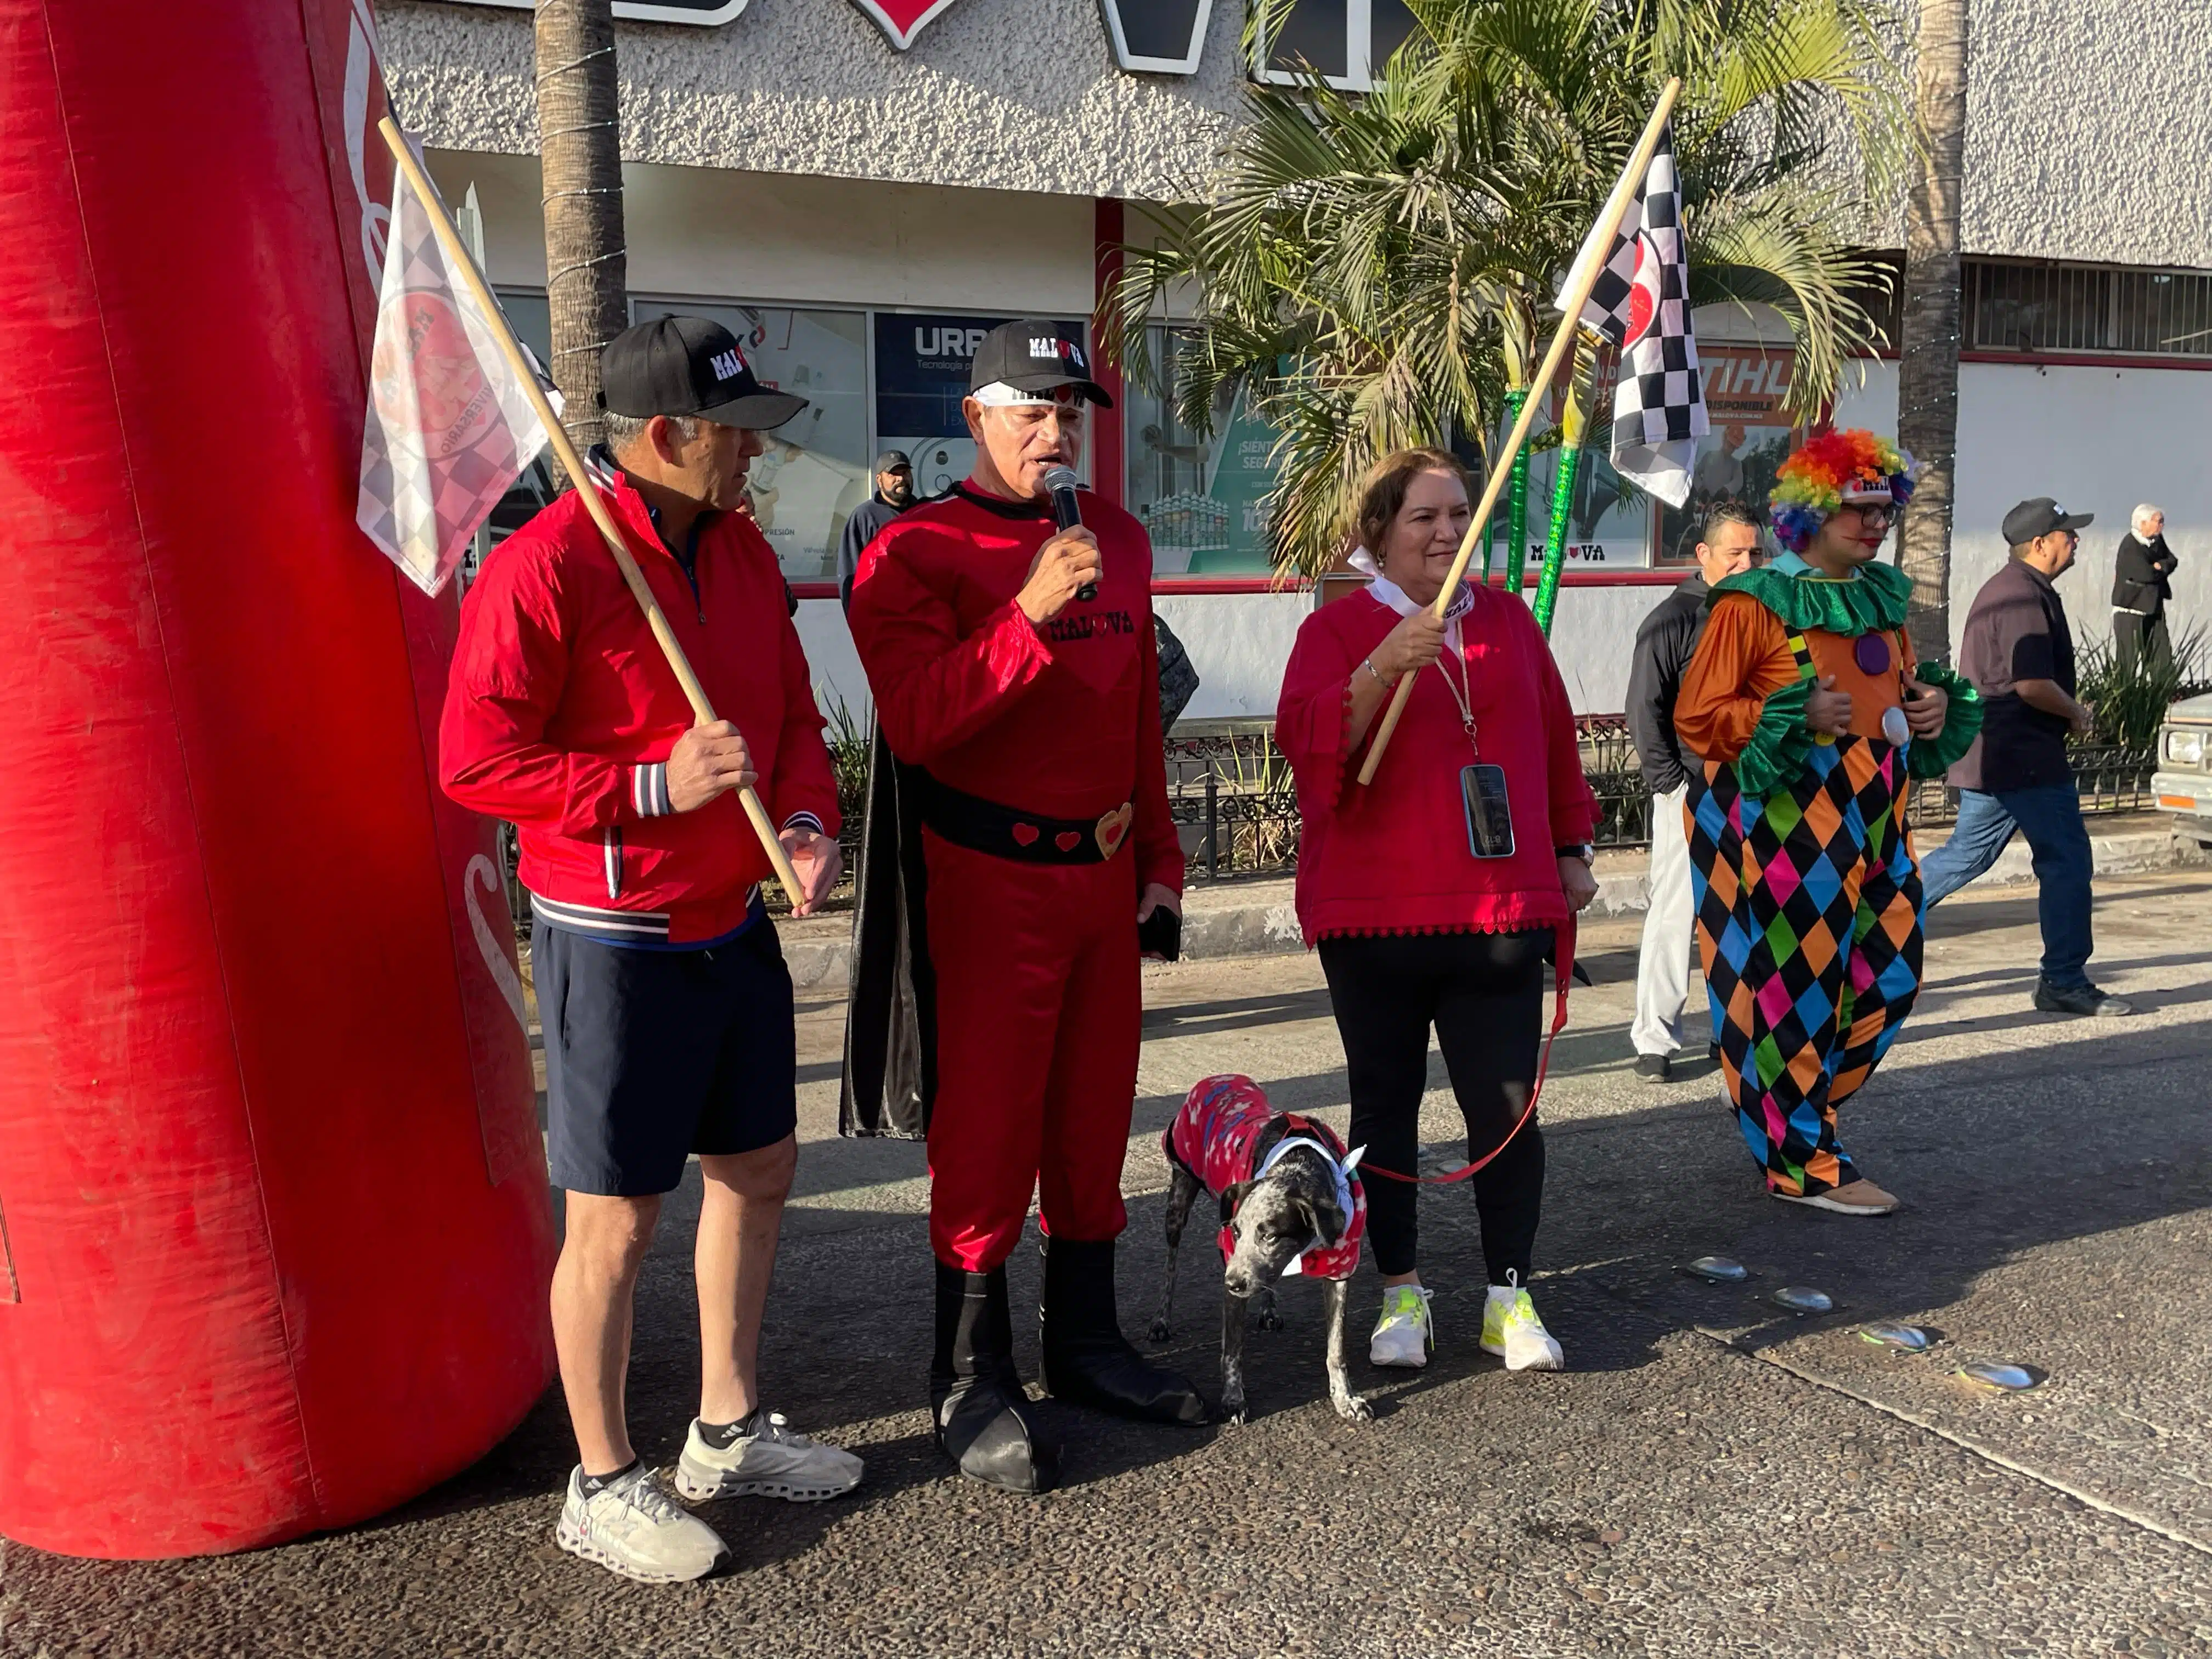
[357,144,559,595]
[1555,124,1707,508]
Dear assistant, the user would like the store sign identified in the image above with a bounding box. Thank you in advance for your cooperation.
[849,0,963,50]
[424,0,1328,76]
[1654,343,1802,566]
[1099,0,1213,74]
[430,0,747,19]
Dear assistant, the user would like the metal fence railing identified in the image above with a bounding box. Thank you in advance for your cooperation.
[497,730,2166,936]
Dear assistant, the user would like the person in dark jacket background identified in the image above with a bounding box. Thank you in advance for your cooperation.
[2111,503,2179,676]
[1624,500,1761,1081]
[836,450,915,607]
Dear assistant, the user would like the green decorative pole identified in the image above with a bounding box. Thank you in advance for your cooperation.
[1532,346,1597,636]
[1479,387,1524,586]
[1504,413,1532,595]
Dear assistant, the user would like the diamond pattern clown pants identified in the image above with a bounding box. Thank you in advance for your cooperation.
[1686,737,1923,1197]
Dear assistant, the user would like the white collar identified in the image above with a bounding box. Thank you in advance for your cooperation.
[1348,549,1475,647]
[1255,1134,1365,1277]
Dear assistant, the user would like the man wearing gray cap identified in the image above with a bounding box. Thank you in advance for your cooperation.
[1920,497,2134,1017]
[837,449,916,606]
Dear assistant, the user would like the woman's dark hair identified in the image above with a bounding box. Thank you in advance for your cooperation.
[1356,447,1474,557]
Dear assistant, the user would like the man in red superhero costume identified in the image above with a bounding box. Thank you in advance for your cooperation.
[847,320,1205,1492]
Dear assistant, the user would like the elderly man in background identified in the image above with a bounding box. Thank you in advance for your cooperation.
[443,315,862,1583]
[1921,497,2134,1018]
[2112,503,2179,676]
[1625,500,1762,1083]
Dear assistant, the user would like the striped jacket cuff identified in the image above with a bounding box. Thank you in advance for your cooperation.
[631,762,673,817]
[782,811,825,837]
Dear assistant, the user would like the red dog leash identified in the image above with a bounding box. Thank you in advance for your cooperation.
[1356,918,1575,1186]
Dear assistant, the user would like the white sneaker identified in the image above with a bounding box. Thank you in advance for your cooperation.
[1481,1273,1564,1372]
[673,1412,864,1503]
[1369,1284,1435,1368]
[555,1463,727,1583]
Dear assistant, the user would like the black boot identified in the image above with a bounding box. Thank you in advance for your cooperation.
[1038,1237,1209,1425]
[930,1262,1059,1493]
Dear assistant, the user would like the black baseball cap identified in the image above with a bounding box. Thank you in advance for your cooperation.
[966,319,1113,408]
[873,449,913,473]
[599,315,808,431]
[2002,496,2094,544]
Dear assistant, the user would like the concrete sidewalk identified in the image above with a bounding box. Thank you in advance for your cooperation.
[778,812,2206,987]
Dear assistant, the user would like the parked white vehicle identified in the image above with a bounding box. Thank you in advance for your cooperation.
[2153,692,2212,848]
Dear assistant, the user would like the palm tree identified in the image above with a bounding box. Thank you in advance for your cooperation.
[1099,0,1909,580]
[1895,0,1969,664]
[534,0,628,456]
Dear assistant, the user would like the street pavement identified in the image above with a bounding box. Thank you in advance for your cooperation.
[8,871,2212,1657]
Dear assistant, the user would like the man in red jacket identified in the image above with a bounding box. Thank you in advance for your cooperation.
[848,320,1205,1493]
[442,317,860,1583]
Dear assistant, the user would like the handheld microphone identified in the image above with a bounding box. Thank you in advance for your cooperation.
[1042,465,1096,602]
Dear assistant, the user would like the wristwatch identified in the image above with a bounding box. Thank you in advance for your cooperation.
[1555,842,1594,863]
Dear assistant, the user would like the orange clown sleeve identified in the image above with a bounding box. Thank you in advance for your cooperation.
[1673,592,1799,765]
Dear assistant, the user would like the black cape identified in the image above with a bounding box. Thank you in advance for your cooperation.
[837,725,937,1138]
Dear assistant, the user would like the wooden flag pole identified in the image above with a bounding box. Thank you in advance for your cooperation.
[377,119,806,908]
[1355,78,1682,787]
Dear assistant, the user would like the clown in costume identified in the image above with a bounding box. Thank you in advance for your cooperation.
[1675,431,1982,1214]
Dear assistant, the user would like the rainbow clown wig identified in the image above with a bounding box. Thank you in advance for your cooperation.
[1768,428,1918,554]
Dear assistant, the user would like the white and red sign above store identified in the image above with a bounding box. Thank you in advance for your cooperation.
[428,0,1219,75]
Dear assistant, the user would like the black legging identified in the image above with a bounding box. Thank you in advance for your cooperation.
[1318,928,1548,1284]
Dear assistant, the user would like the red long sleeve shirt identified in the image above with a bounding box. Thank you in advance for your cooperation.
[1275,587,1596,944]
[440,470,839,945]
[847,484,1182,896]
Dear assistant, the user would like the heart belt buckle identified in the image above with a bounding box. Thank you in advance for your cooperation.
[1094,802,1135,860]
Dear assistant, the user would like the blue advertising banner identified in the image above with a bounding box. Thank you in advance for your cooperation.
[872,313,1014,498]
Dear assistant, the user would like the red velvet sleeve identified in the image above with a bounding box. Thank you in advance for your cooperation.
[1132,609,1183,894]
[847,529,1056,766]
[439,538,630,834]
[1274,607,1362,822]
[766,607,843,838]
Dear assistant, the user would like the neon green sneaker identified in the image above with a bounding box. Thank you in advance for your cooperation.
[1480,1272,1563,1372]
[1369,1284,1435,1368]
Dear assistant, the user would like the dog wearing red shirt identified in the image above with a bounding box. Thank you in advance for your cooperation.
[1154,1075,1371,1424]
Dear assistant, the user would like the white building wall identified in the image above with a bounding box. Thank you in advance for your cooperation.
[1833,360,2212,661]
[429,151,1097,315]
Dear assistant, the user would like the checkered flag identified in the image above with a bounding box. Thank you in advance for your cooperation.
[1555,125,1707,508]
[357,145,556,595]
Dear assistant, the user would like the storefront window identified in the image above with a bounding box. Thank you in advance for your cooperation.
[872,312,1018,502]
[634,301,872,580]
[1522,442,1653,571]
[1654,345,1801,565]
[1125,326,1277,577]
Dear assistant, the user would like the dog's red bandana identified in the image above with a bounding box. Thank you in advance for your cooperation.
[1163,1074,1367,1281]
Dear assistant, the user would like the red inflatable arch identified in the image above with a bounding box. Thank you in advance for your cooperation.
[0,1,556,1558]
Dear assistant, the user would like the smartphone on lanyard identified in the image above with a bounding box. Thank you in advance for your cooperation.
[1460,764,1515,859]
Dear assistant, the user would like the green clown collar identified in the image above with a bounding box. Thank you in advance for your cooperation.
[1707,552,1912,639]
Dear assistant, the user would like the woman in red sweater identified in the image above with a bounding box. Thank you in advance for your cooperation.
[1276,448,1598,1374]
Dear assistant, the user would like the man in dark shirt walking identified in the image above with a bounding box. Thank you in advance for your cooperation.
[1624,500,1762,1080]
[1920,497,2134,1017]
[836,450,915,606]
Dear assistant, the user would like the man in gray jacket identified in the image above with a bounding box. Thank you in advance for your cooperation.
[1625,501,1761,1081]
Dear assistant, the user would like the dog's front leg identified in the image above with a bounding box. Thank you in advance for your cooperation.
[1324,1278,1371,1421]
[1220,1288,1250,1424]
[1150,1167,1203,1342]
